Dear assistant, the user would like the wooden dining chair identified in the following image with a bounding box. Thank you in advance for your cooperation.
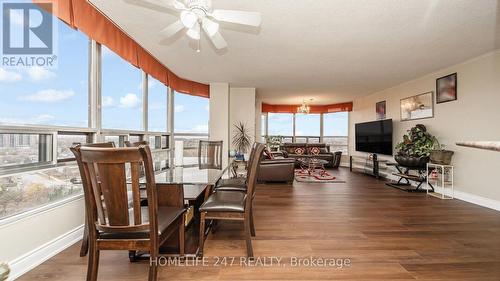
[198,140,223,169]
[199,143,265,258]
[124,140,148,147]
[78,145,185,281]
[215,142,258,192]
[70,142,115,257]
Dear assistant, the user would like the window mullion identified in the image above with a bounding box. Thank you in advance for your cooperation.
[142,72,148,132]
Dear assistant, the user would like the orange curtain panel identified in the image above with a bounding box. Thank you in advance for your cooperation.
[34,0,209,98]
[262,102,353,113]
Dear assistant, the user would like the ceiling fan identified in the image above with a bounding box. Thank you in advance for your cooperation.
[138,0,262,51]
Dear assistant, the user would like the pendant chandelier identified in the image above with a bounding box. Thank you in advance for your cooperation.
[297,99,312,114]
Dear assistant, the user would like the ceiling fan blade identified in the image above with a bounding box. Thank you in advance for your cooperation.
[211,9,262,27]
[125,0,184,12]
[201,17,219,37]
[208,31,227,50]
[159,20,185,38]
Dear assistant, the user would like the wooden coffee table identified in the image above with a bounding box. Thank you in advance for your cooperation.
[297,158,329,176]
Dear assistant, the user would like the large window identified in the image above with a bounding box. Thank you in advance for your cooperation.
[147,77,168,132]
[173,92,209,162]
[174,92,209,134]
[267,113,293,136]
[323,112,349,153]
[101,46,143,130]
[0,17,90,220]
[0,21,89,127]
[295,113,320,136]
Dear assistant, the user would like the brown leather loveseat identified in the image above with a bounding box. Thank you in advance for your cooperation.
[258,157,295,183]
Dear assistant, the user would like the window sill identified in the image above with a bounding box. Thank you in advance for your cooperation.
[0,194,84,228]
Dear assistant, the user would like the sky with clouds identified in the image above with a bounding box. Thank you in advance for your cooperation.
[0,13,209,133]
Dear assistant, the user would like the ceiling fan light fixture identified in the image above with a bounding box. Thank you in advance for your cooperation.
[203,18,219,37]
[186,23,201,40]
[180,10,198,29]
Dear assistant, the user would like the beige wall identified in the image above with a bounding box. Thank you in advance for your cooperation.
[349,50,500,202]
[0,198,85,262]
[229,87,256,152]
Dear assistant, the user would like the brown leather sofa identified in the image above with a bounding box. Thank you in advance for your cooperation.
[279,143,342,168]
[258,157,295,183]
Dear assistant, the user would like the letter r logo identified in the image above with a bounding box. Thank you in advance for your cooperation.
[2,2,53,55]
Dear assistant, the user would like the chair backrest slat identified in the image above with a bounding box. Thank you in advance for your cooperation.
[130,162,142,225]
[97,162,129,226]
[86,156,107,224]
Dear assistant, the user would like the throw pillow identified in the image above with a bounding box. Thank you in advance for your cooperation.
[294,147,305,155]
[309,146,320,155]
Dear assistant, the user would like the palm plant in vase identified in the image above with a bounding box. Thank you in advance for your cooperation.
[232,122,252,161]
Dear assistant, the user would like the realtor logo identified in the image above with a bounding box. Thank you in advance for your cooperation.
[1,1,57,68]
[2,2,53,54]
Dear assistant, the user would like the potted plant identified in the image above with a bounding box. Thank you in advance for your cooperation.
[232,122,252,161]
[265,135,283,152]
[429,141,454,165]
[395,124,436,168]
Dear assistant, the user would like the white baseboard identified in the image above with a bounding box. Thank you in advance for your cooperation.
[8,225,84,280]
[444,189,500,211]
[345,167,500,212]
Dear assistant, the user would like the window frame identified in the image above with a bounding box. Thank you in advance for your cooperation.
[262,112,349,153]
[0,38,175,224]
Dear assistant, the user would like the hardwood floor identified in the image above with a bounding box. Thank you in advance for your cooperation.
[19,168,500,280]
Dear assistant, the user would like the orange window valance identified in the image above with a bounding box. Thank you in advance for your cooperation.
[262,102,353,114]
[33,0,209,98]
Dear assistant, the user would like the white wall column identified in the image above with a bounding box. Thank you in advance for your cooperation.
[230,87,256,151]
[209,83,230,167]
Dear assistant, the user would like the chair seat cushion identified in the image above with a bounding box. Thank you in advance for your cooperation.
[199,191,246,213]
[215,185,247,192]
[216,177,246,188]
[99,206,184,240]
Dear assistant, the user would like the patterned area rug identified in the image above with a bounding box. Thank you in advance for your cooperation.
[294,169,346,183]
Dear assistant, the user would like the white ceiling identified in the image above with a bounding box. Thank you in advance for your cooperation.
[89,0,500,104]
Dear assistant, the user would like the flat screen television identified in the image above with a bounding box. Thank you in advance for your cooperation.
[355,119,393,155]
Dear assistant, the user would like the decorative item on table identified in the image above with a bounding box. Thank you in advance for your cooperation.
[265,135,283,151]
[0,263,9,281]
[232,121,252,162]
[436,73,457,103]
[229,149,236,158]
[400,92,434,121]
[376,100,386,120]
[395,124,437,168]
